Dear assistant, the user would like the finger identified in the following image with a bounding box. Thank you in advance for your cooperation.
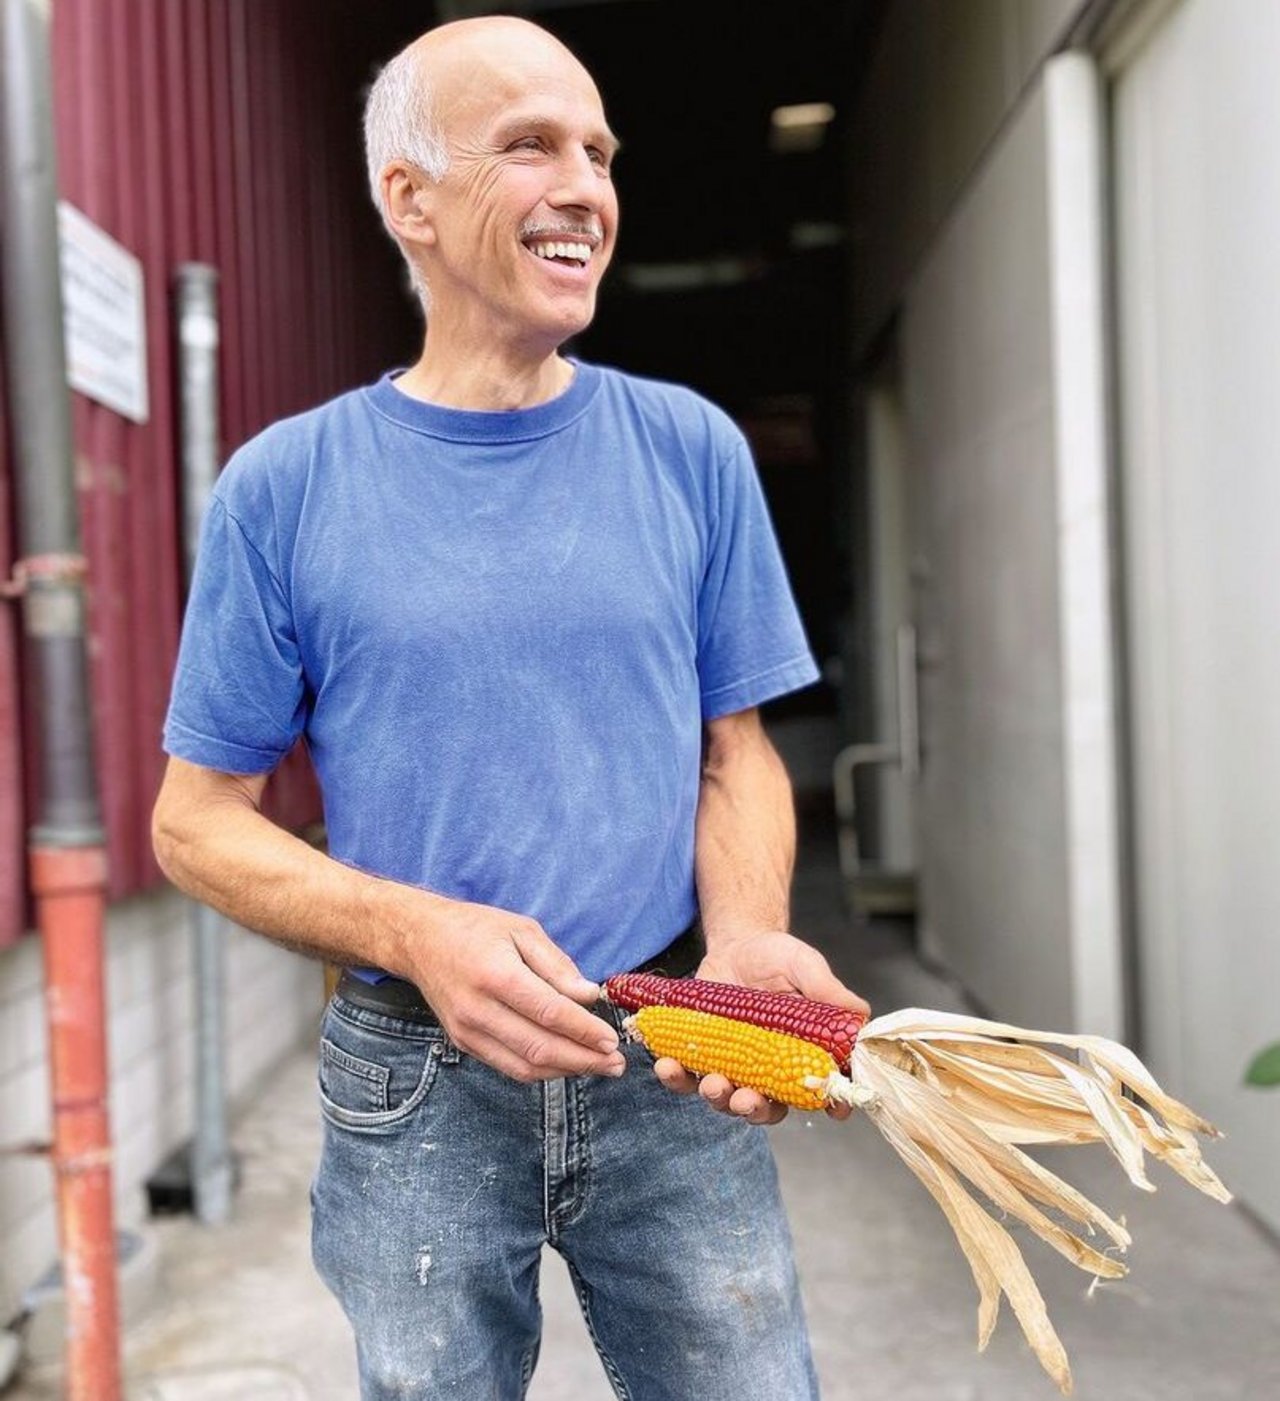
[651,1037,791,1121]
[496,957,621,1054]
[697,1072,737,1113]
[456,1027,559,1083]
[463,1002,626,1080]
[512,924,603,1006]
[727,1085,787,1126]
[653,1057,700,1095]
[698,1075,786,1124]
[825,1100,854,1122]
[470,1028,626,1082]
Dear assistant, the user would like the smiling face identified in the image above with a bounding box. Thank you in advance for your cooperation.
[405,22,620,358]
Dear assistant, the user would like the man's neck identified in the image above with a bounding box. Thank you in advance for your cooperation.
[394,341,574,412]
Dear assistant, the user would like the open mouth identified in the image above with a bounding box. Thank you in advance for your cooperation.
[523,238,595,271]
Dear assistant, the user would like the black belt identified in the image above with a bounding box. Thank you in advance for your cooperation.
[334,918,704,1027]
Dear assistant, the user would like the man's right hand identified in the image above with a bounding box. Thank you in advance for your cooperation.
[151,757,621,1085]
[398,895,626,1083]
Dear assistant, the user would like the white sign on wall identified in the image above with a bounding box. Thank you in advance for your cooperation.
[57,201,149,423]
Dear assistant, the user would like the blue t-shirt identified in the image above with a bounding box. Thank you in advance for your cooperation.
[163,361,818,980]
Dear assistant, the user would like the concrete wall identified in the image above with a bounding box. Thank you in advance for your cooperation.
[0,893,321,1323]
[1112,0,1280,1235]
[845,0,1277,1228]
[864,383,916,872]
[901,86,1074,1028]
[848,0,1084,357]
[846,0,1125,1032]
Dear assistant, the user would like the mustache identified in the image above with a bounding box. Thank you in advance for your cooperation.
[519,220,603,244]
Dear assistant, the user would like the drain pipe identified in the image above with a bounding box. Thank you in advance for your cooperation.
[176,264,234,1226]
[0,2,122,1400]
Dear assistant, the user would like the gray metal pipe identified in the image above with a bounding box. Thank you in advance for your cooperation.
[177,264,221,578]
[191,900,232,1224]
[176,263,233,1226]
[1,5,122,1396]
[0,0,101,845]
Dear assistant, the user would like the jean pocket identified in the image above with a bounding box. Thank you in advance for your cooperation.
[317,1002,444,1131]
[319,1041,390,1114]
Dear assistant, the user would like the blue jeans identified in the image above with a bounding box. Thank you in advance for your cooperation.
[311,993,820,1400]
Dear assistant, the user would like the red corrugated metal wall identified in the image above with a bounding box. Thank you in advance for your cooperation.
[0,0,413,946]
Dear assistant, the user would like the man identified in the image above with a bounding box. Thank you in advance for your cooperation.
[153,14,869,1399]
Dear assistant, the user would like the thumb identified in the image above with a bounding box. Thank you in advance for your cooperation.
[793,947,871,1019]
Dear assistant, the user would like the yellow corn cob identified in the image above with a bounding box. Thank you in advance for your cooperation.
[626,1005,837,1111]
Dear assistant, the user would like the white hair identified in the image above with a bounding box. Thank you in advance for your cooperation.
[362,44,450,308]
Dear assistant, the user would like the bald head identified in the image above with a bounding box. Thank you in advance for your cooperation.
[364,17,601,208]
[413,14,587,80]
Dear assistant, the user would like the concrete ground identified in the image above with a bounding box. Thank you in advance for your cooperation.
[7,830,1280,1400]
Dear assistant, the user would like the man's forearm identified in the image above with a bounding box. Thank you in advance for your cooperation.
[694,709,796,946]
[152,761,419,977]
[669,710,868,1122]
[152,756,626,1083]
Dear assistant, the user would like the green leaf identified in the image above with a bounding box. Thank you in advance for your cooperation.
[1245,1042,1280,1087]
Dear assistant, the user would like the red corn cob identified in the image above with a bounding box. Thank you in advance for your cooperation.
[604,971,865,1072]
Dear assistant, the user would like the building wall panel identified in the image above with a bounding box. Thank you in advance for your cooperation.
[0,895,323,1322]
[847,0,1085,358]
[0,0,409,941]
[1113,0,1280,1235]
[0,0,417,1316]
[901,86,1075,1030]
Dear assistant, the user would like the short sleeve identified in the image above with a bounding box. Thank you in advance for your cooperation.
[162,494,308,774]
[696,433,820,719]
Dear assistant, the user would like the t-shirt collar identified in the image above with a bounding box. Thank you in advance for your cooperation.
[366,359,600,443]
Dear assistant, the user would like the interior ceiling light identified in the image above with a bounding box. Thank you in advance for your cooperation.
[769,101,835,154]
[771,102,836,129]
[790,222,845,251]
[620,257,761,294]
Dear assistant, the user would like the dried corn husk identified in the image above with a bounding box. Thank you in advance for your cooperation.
[811,1009,1230,1395]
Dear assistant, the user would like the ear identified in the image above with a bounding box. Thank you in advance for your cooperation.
[382,163,437,249]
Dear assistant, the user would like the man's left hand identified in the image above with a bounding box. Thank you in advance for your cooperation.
[651,931,871,1125]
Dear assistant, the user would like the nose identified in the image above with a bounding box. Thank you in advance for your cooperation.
[548,144,610,214]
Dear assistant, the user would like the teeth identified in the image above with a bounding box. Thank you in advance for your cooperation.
[528,241,593,262]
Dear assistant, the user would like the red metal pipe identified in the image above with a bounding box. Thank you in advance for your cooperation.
[30,844,121,1401]
[0,2,123,1390]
